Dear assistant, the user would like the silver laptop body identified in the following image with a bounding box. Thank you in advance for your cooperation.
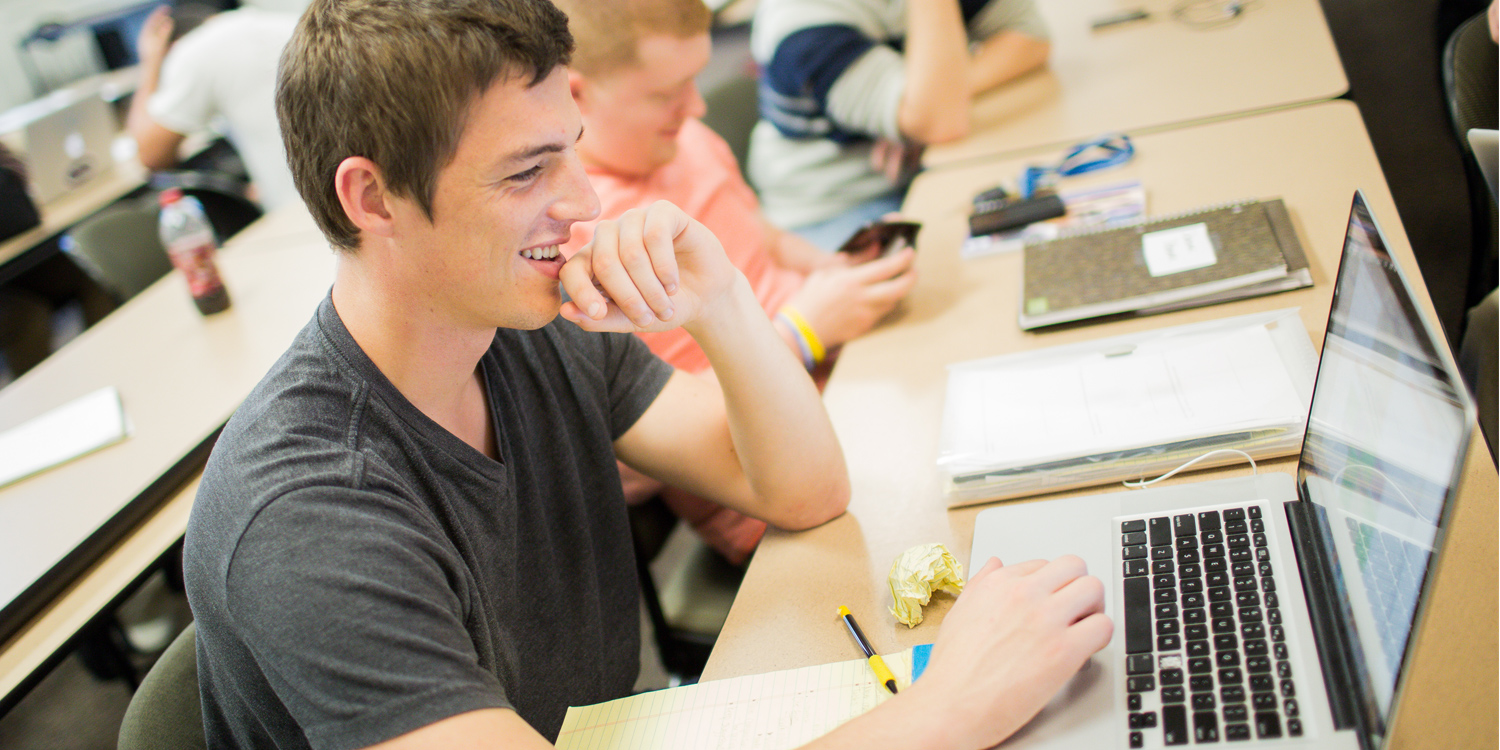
[970,191,1476,750]
[22,92,116,204]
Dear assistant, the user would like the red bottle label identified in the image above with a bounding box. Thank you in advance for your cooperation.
[166,241,225,298]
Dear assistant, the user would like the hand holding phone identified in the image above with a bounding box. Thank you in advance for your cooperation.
[837,220,921,260]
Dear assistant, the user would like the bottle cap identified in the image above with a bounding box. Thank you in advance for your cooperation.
[158,187,185,207]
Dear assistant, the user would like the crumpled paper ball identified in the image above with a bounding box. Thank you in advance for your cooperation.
[888,542,965,627]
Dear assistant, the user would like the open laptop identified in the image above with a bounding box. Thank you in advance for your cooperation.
[970,191,1476,749]
[22,92,117,204]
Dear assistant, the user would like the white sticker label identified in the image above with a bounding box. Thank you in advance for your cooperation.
[1141,222,1217,277]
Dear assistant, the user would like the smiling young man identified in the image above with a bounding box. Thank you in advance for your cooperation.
[183,1,1109,749]
[554,0,918,563]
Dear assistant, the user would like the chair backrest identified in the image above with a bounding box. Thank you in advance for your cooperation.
[63,201,173,302]
[118,622,205,750]
[1443,11,1499,310]
[700,73,760,179]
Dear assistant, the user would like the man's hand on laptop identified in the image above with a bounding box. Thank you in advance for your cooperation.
[910,556,1113,749]
[561,200,742,333]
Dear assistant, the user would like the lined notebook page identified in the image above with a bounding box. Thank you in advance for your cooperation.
[555,649,914,750]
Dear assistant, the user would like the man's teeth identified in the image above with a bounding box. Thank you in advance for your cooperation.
[521,245,560,260]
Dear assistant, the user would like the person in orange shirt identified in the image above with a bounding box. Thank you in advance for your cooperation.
[555,0,918,563]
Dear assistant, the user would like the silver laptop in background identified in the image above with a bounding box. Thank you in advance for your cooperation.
[970,191,1475,750]
[20,92,117,204]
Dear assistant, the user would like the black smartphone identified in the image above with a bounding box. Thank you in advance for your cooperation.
[836,220,921,257]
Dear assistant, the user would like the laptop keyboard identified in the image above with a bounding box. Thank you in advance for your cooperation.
[1346,518,1425,677]
[1120,505,1303,746]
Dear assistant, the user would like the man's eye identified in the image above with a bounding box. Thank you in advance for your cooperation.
[510,165,542,182]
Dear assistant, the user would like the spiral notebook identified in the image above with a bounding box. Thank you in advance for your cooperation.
[1019,198,1311,329]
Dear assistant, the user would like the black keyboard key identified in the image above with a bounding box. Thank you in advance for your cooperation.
[1191,692,1216,711]
[1221,685,1246,703]
[1225,519,1248,534]
[1162,686,1186,703]
[1252,692,1277,710]
[1226,533,1249,548]
[1255,712,1282,739]
[1153,559,1176,574]
[1213,634,1239,651]
[1158,634,1182,651]
[1203,543,1226,559]
[1207,571,1230,588]
[1124,577,1152,654]
[1267,606,1282,623]
[1123,545,1148,560]
[1224,508,1246,522]
[1181,578,1204,594]
[1156,603,1179,619]
[1160,668,1184,685]
[1278,661,1293,679]
[1251,518,1265,533]
[1176,536,1199,551]
[1123,531,1147,546]
[1220,667,1244,684]
[1185,624,1208,641]
[1246,656,1272,673]
[1229,548,1252,562]
[1233,576,1257,592]
[1201,529,1224,544]
[1127,675,1156,692]
[1210,601,1234,618]
[1153,546,1175,560]
[1224,704,1249,722]
[1240,608,1264,625]
[1178,549,1201,564]
[1156,589,1178,604]
[1180,563,1202,577]
[1184,607,1207,624]
[1198,511,1222,531]
[1189,657,1213,674]
[1235,592,1261,608]
[1274,644,1288,661]
[1253,533,1268,547]
[1155,574,1177,589]
[1122,519,1147,533]
[1128,693,1142,711]
[1248,506,1261,519]
[1216,651,1240,667]
[1175,514,1197,537]
[1163,705,1190,745]
[1284,698,1299,717]
[1256,547,1271,563]
[1212,618,1236,634]
[1190,675,1215,692]
[1149,517,1173,546]
[1124,559,1149,577]
[1129,730,1144,748]
[1129,711,1158,729]
[1127,654,1153,674]
[1226,722,1252,741]
[1244,639,1268,657]
[1194,711,1220,743]
[1288,718,1303,737]
[1249,675,1274,692]
[1271,625,1285,642]
[1231,561,1254,576]
[1258,561,1273,577]
[1209,587,1232,602]
[1262,576,1276,592]
[1206,558,1228,574]
[1182,592,1206,608]
[1187,640,1210,657]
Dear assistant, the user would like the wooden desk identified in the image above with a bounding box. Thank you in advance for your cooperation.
[922,0,1347,168]
[0,204,333,712]
[704,102,1497,748]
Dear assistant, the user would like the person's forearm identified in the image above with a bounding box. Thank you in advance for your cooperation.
[898,0,973,144]
[798,682,961,750]
[126,59,183,170]
[684,277,849,530]
[126,58,163,149]
[768,223,832,274]
[968,32,1049,96]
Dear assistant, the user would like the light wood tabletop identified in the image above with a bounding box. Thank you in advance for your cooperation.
[0,204,333,709]
[704,101,1496,748]
[922,0,1347,168]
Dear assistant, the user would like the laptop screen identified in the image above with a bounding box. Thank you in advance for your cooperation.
[1296,192,1474,742]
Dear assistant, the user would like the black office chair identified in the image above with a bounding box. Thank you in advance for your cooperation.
[116,622,205,750]
[1441,11,1498,310]
[700,72,760,180]
[628,496,745,684]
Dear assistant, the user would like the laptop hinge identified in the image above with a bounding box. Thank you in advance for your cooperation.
[1283,500,1362,737]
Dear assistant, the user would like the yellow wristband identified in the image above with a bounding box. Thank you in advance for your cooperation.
[779,305,825,365]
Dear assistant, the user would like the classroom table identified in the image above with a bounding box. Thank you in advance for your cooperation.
[922,0,1347,168]
[0,204,333,713]
[703,101,1497,748]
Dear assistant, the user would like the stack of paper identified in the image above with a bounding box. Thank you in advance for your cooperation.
[938,309,1318,506]
[0,386,130,488]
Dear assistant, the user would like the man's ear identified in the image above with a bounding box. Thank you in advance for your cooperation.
[567,68,590,109]
[333,156,396,240]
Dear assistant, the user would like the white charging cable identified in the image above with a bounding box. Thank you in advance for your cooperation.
[1123,448,1257,489]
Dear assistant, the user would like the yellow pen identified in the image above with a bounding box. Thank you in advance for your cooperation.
[838,605,898,694]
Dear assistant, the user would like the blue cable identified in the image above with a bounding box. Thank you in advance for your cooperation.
[1020,133,1135,198]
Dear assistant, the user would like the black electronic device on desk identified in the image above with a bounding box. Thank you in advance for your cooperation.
[968,187,1066,237]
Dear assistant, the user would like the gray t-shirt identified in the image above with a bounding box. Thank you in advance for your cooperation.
[184,295,674,750]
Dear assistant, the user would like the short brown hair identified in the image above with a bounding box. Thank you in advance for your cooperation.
[552,0,711,77]
[277,0,573,251]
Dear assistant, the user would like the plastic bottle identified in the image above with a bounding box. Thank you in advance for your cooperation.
[158,188,231,315]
